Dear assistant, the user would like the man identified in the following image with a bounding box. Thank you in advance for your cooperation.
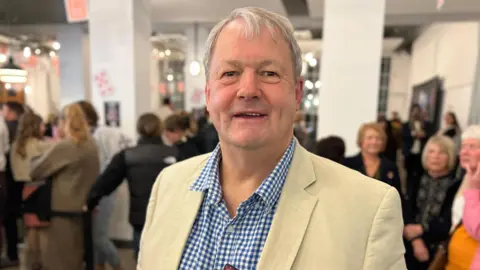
[138,7,406,270]
[77,101,131,270]
[2,102,24,266]
[155,97,174,121]
[402,104,433,198]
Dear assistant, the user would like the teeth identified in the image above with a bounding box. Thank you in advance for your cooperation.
[244,113,261,116]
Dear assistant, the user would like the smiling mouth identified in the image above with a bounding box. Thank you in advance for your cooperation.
[233,112,268,119]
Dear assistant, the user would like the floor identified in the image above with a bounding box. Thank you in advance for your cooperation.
[2,247,137,270]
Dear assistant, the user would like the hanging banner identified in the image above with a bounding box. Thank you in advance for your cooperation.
[64,0,88,23]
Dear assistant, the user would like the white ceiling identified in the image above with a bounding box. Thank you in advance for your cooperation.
[150,0,286,23]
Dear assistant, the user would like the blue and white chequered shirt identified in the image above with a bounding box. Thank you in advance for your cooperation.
[179,139,296,270]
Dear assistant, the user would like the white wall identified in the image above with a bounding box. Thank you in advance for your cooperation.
[387,52,411,120]
[407,22,479,129]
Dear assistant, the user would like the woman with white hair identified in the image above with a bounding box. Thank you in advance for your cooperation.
[444,125,480,269]
[403,135,459,269]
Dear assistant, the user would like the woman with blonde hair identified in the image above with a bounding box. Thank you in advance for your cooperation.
[30,103,100,270]
[10,112,52,269]
[403,135,459,269]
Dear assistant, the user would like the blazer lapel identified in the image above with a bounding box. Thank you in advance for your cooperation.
[257,145,318,270]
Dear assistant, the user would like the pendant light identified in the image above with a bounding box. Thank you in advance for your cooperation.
[189,22,201,76]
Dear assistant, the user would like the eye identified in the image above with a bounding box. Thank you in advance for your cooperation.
[222,71,238,77]
[260,71,278,77]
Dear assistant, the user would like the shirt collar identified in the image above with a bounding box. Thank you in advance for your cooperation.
[190,139,296,210]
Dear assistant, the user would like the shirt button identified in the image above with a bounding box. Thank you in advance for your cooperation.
[226,225,235,233]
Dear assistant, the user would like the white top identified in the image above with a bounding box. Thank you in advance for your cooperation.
[451,195,465,232]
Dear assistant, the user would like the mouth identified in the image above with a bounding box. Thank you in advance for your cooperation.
[233,112,268,119]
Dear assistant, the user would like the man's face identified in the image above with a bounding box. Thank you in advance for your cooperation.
[205,20,302,150]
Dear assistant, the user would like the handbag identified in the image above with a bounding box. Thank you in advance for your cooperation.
[428,221,463,270]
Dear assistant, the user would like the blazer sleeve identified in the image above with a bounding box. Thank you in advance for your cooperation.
[363,187,406,270]
[463,189,480,241]
[30,140,75,180]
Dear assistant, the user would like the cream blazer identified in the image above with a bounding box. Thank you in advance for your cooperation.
[138,144,407,270]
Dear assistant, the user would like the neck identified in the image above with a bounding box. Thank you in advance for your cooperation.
[428,170,448,179]
[362,152,379,162]
[220,136,292,189]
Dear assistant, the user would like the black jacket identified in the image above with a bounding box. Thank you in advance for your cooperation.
[404,174,460,244]
[344,153,403,198]
[402,121,433,157]
[87,137,179,228]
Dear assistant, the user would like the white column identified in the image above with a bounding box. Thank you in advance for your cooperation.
[57,24,89,107]
[184,25,209,112]
[89,0,152,241]
[317,0,386,156]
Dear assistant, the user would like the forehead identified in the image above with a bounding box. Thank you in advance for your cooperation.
[463,138,480,145]
[212,20,291,66]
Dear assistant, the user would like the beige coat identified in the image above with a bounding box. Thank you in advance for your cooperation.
[10,138,53,182]
[138,144,407,270]
[30,137,99,213]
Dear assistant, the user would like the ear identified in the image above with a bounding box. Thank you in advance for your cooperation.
[204,84,211,107]
[295,77,304,110]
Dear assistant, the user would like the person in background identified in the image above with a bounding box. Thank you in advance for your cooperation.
[138,7,406,269]
[77,100,130,270]
[29,103,99,270]
[0,107,9,267]
[162,114,199,160]
[403,104,433,199]
[439,111,462,151]
[2,101,25,266]
[445,132,480,270]
[155,96,174,121]
[43,113,57,138]
[293,111,308,147]
[87,113,180,260]
[196,109,219,154]
[178,112,203,158]
[10,112,52,270]
[314,136,345,164]
[377,115,399,163]
[403,135,458,269]
[344,123,402,197]
[390,111,403,151]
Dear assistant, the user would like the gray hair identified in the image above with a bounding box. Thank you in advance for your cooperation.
[203,7,302,80]
[422,135,457,172]
[462,125,480,140]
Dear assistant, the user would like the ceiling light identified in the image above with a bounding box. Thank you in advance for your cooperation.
[167,74,174,81]
[313,98,319,106]
[165,49,171,56]
[307,93,314,100]
[152,48,158,55]
[49,51,56,57]
[35,48,41,55]
[23,47,31,58]
[189,61,201,76]
[305,80,314,90]
[52,41,61,50]
[158,51,165,58]
[304,52,314,62]
[315,80,322,88]
[5,83,11,89]
[0,54,6,63]
[24,85,32,94]
[308,58,317,67]
[0,57,28,84]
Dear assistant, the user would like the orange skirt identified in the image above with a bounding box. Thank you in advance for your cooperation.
[23,185,49,228]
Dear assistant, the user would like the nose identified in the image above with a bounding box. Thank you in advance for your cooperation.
[236,69,262,100]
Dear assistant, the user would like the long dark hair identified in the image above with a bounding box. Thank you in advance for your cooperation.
[15,113,43,158]
[446,111,461,131]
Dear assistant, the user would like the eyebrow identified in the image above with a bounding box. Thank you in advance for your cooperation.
[223,59,285,72]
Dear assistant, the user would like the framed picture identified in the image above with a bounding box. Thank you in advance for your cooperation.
[410,77,444,131]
